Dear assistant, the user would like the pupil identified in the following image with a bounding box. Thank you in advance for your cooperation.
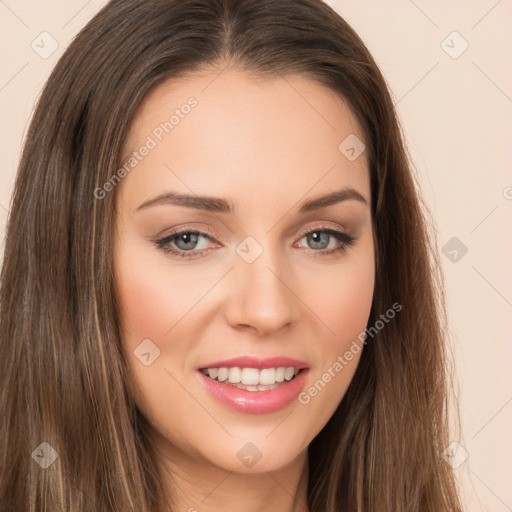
[309,231,328,249]
[176,232,198,250]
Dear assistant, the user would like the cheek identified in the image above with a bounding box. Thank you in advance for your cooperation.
[307,252,375,352]
[116,267,173,341]
[115,251,205,344]
[297,250,374,423]
[114,249,207,441]
[114,244,203,413]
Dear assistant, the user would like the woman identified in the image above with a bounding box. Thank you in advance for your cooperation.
[0,0,464,510]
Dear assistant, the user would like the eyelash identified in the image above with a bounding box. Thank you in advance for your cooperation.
[154,225,357,260]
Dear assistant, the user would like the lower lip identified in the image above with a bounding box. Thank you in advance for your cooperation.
[198,369,309,414]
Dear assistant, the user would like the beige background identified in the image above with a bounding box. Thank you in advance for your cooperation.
[1,1,511,510]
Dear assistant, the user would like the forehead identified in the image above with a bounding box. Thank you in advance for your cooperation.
[119,67,370,211]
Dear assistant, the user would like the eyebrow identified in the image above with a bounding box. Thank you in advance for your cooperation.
[136,187,368,214]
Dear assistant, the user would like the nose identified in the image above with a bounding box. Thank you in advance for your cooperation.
[225,245,300,336]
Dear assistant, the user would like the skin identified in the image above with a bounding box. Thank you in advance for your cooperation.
[114,65,375,512]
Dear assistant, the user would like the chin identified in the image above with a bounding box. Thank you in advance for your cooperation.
[200,434,308,474]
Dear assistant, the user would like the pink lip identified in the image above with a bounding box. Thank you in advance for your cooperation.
[198,368,310,414]
[198,355,308,370]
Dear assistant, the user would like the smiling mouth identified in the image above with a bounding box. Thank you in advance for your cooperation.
[199,366,303,392]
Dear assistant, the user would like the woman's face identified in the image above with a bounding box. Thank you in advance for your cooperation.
[114,67,375,473]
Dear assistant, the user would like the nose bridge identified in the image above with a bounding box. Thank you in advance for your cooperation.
[226,233,298,334]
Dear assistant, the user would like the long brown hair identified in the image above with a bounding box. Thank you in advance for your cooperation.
[0,0,463,510]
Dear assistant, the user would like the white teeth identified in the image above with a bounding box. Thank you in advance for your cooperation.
[241,368,260,385]
[258,384,276,391]
[259,368,275,385]
[202,366,302,386]
[217,367,228,382]
[228,367,241,383]
[230,382,280,392]
[284,367,295,381]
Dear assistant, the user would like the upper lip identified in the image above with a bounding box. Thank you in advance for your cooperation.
[198,356,308,370]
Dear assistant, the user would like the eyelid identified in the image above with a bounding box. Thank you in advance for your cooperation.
[296,221,346,237]
[155,224,218,241]
[156,221,347,244]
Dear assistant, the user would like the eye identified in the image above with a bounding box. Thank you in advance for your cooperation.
[154,225,357,260]
[296,226,357,257]
[154,227,218,259]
